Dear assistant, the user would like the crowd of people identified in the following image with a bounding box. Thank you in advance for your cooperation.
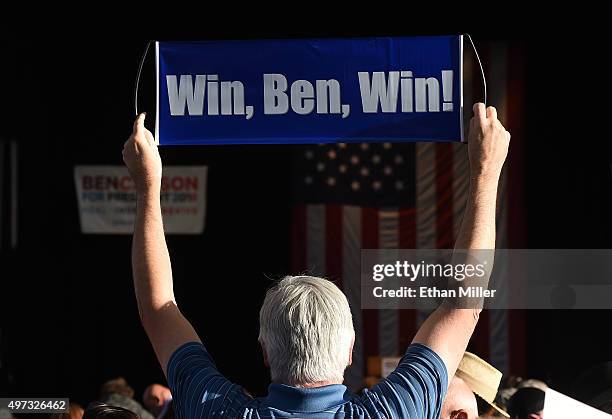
[2,361,611,418]
[0,378,174,419]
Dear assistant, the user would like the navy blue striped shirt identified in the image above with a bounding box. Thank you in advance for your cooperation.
[167,342,447,418]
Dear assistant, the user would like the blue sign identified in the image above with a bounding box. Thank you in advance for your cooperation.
[155,36,464,145]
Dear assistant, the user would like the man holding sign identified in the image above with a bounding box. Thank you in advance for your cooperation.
[122,102,510,418]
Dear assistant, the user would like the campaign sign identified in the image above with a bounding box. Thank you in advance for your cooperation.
[155,36,463,145]
[74,166,208,234]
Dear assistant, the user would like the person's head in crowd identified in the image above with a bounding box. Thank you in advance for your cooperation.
[50,403,84,419]
[571,361,612,414]
[83,403,139,419]
[496,377,547,414]
[101,377,134,399]
[440,376,478,419]
[99,377,154,419]
[258,275,355,385]
[507,387,545,419]
[142,383,172,415]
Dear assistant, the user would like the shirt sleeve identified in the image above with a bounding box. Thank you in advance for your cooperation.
[167,342,251,419]
[360,343,448,419]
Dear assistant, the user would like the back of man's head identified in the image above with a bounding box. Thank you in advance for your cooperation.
[441,377,478,419]
[259,276,355,386]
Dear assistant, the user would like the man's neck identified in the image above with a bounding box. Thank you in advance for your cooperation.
[292,380,341,388]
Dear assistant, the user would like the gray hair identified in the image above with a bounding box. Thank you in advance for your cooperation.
[259,275,355,386]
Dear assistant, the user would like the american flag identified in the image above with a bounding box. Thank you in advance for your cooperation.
[290,41,526,391]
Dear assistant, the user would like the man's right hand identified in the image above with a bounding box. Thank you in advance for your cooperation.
[467,103,511,180]
[122,113,162,196]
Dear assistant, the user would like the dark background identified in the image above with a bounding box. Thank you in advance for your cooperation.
[1,16,611,406]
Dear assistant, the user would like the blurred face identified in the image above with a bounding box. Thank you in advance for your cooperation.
[143,384,172,411]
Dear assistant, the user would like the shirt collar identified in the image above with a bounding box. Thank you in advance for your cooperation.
[265,383,350,412]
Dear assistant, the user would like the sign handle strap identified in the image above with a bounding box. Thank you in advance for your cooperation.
[134,41,153,116]
[464,33,487,106]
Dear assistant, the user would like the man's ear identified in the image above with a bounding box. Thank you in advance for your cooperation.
[260,341,269,368]
[347,335,355,366]
[450,410,468,419]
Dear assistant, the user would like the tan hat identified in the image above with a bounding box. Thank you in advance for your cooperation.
[455,352,510,418]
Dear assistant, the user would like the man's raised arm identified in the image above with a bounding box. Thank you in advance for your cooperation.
[412,103,511,380]
[123,113,200,375]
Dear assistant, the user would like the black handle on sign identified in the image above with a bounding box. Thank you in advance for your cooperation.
[134,40,153,117]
